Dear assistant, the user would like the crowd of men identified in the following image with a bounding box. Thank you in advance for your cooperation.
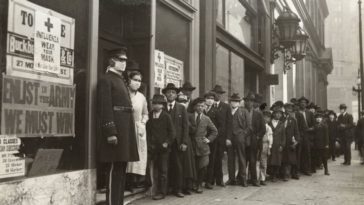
[98,48,357,205]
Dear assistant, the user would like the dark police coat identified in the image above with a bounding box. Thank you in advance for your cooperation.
[283,116,300,165]
[97,71,139,162]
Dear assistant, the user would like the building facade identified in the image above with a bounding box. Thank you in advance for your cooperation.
[271,0,333,107]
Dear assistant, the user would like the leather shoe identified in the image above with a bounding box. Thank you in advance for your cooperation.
[182,190,191,195]
[175,192,184,198]
[205,183,213,189]
[303,172,311,176]
[195,186,203,194]
[242,180,248,187]
[325,171,330,176]
[153,194,165,200]
[252,182,260,187]
[292,175,300,180]
[216,182,226,187]
[225,180,236,186]
[260,181,267,186]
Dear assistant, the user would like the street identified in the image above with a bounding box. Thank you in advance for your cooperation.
[131,148,364,205]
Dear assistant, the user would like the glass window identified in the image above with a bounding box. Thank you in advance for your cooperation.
[216,43,230,102]
[225,0,253,47]
[0,0,89,182]
[231,52,245,96]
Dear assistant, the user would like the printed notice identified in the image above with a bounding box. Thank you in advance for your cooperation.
[0,135,25,179]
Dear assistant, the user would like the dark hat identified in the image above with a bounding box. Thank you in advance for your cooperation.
[262,110,272,118]
[314,112,324,118]
[162,83,180,94]
[328,110,337,118]
[272,101,284,109]
[339,104,347,109]
[204,91,217,99]
[259,103,268,111]
[284,103,294,110]
[151,94,167,104]
[109,47,127,60]
[230,93,242,102]
[290,98,298,104]
[307,103,316,109]
[177,93,188,103]
[191,97,206,107]
[180,82,196,91]
[211,85,226,94]
[298,96,310,104]
[244,92,256,101]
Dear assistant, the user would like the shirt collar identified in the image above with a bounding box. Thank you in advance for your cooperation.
[168,101,176,108]
[107,67,123,77]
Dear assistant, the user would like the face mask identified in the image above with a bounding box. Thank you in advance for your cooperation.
[129,79,141,91]
[114,60,126,72]
[206,99,214,106]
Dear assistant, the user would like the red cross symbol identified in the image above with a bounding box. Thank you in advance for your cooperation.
[44,18,53,32]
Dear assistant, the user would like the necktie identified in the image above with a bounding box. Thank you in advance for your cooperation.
[169,104,173,112]
[196,113,201,125]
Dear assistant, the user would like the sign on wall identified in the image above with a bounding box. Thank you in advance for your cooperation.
[0,135,25,179]
[1,75,75,138]
[165,54,184,88]
[7,0,75,85]
[154,50,165,88]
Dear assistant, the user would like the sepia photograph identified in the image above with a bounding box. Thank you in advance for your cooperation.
[0,0,363,204]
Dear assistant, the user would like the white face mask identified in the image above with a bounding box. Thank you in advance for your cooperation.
[114,60,126,72]
[129,79,141,91]
[230,102,240,108]
[206,99,214,106]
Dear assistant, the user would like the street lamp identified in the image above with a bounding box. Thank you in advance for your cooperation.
[271,3,309,73]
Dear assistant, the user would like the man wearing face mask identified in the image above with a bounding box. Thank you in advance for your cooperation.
[97,48,139,205]
[337,104,355,165]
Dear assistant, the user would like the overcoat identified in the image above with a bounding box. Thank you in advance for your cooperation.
[269,121,286,166]
[282,116,300,165]
[97,71,139,162]
[215,102,232,147]
[337,113,355,142]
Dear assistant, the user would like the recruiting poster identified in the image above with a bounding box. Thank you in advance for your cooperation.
[0,135,25,179]
[7,0,75,85]
[1,75,76,138]
[164,55,184,88]
[154,50,165,88]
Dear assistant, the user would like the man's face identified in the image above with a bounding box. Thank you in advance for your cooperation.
[245,100,254,109]
[329,115,335,121]
[340,109,346,114]
[230,101,240,109]
[216,93,223,101]
[273,112,282,120]
[299,101,307,109]
[316,117,322,123]
[264,116,271,124]
[194,102,205,114]
[113,58,127,72]
[152,103,163,112]
[309,108,316,113]
[205,96,215,106]
[165,90,177,102]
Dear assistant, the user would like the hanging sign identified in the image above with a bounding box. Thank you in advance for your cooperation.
[7,0,75,85]
[154,50,165,88]
[164,55,184,88]
[0,135,25,179]
[1,75,76,138]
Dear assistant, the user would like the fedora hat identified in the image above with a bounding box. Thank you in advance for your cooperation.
[180,82,196,91]
[151,94,167,104]
[298,96,310,104]
[191,97,206,107]
[162,83,180,94]
[243,92,256,101]
[211,85,226,94]
[109,47,127,60]
[229,93,242,102]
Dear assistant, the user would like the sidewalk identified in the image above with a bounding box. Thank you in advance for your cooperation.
[130,148,364,205]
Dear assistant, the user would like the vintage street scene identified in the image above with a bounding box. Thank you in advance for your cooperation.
[0,0,363,205]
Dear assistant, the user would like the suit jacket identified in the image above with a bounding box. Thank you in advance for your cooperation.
[215,101,232,145]
[295,110,315,138]
[284,116,300,146]
[204,105,218,127]
[188,113,218,156]
[244,108,266,148]
[166,102,189,146]
[313,123,329,149]
[337,113,355,141]
[97,71,138,162]
[269,120,286,166]
[327,120,339,143]
[231,108,250,144]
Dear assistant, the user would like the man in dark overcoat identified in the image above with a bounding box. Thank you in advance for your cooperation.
[295,97,315,175]
[282,103,300,180]
[211,85,232,187]
[163,83,190,197]
[243,93,266,187]
[97,48,139,205]
[337,104,355,165]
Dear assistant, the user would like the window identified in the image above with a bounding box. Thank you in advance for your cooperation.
[216,43,230,101]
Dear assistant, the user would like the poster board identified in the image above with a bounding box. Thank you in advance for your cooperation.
[164,54,184,88]
[1,74,76,138]
[0,135,25,179]
[7,0,75,85]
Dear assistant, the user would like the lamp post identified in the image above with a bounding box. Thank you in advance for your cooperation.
[359,0,364,111]
[272,4,309,73]
[353,75,361,120]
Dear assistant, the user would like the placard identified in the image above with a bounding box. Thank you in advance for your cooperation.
[7,0,75,85]
[165,55,184,88]
[27,149,63,177]
[154,50,165,88]
[0,135,25,179]
[1,75,75,137]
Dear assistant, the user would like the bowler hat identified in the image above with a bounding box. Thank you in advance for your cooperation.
[180,82,196,91]
[151,94,167,104]
[298,96,310,104]
[162,83,180,94]
[339,104,347,110]
[211,85,226,94]
[230,93,242,102]
[191,97,206,107]
[109,47,127,60]
[328,110,337,118]
[204,91,217,99]
[244,92,256,101]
